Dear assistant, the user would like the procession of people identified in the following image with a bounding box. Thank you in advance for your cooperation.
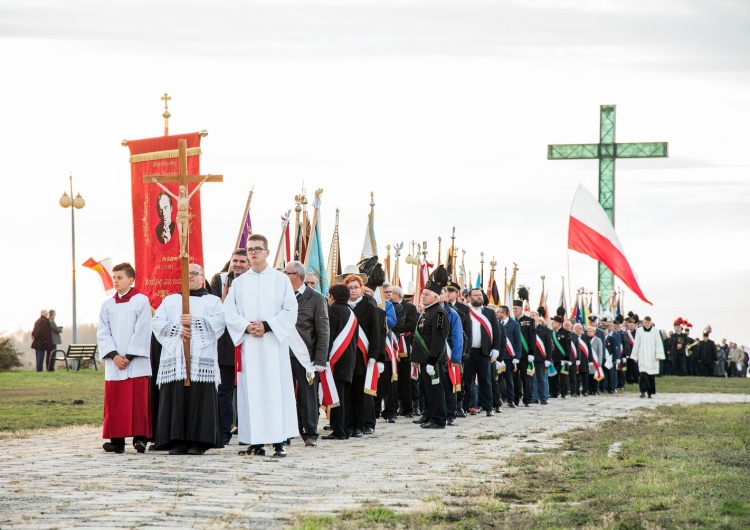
[93,238,749,456]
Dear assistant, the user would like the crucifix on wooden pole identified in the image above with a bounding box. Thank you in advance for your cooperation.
[548,104,668,297]
[144,139,223,385]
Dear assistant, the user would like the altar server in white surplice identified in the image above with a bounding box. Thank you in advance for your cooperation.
[223,234,300,458]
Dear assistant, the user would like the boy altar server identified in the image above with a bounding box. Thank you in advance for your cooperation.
[97,262,152,454]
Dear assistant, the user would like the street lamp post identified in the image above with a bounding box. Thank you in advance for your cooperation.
[59,173,85,344]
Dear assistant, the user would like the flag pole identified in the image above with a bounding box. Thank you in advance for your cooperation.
[233,185,254,250]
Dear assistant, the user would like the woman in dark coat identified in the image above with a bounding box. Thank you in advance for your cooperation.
[322,283,358,440]
[31,310,52,372]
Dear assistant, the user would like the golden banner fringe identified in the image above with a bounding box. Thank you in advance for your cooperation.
[129,147,202,164]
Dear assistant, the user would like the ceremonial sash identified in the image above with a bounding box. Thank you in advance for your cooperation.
[414,325,429,354]
[470,307,492,343]
[329,312,357,373]
[410,363,419,380]
[535,334,547,360]
[398,333,409,359]
[385,333,398,381]
[570,342,578,373]
[357,325,369,364]
[504,336,515,358]
[578,338,590,360]
[319,363,340,408]
[519,331,530,354]
[626,330,635,346]
[447,360,461,392]
[591,351,604,381]
[364,360,380,396]
[552,332,564,358]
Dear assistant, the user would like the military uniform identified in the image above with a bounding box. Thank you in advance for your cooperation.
[549,318,570,398]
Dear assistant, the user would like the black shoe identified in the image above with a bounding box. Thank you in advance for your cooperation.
[169,445,189,455]
[187,446,206,455]
[386,418,396,423]
[507,402,516,408]
[640,392,646,398]
[322,433,346,440]
[363,427,374,435]
[223,436,232,445]
[412,416,429,424]
[351,429,363,437]
[323,425,332,431]
[456,408,467,418]
[533,399,540,404]
[524,402,530,407]
[102,442,125,454]
[486,410,494,417]
[583,392,589,397]
[540,400,548,405]
[648,394,652,399]
[404,413,414,418]
[420,422,445,429]
[272,448,287,458]
[494,406,502,413]
[447,418,456,426]
[133,440,147,454]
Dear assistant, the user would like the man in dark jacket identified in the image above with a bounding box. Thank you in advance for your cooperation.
[31,310,51,372]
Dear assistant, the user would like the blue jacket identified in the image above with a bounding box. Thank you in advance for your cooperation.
[501,317,522,361]
[385,300,397,330]
[444,304,464,363]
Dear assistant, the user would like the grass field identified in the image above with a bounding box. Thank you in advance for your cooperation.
[0,370,104,436]
[621,375,749,394]
[295,402,750,529]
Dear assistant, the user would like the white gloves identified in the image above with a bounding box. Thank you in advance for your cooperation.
[512,358,520,365]
[490,349,499,361]
[377,362,385,373]
[544,360,551,368]
[494,360,502,370]
[616,359,621,365]
[425,364,436,376]
[315,365,326,373]
[368,358,375,367]
[588,363,595,372]
[528,355,535,363]
[576,360,581,366]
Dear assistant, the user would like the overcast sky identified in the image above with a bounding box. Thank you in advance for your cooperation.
[1,0,749,345]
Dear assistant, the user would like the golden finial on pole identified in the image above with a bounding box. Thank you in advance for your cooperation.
[437,236,442,266]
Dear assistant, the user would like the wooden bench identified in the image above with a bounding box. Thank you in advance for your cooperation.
[52,344,99,371]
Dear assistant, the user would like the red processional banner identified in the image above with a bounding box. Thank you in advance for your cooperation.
[127,132,204,309]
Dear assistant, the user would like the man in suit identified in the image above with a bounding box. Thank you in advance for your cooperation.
[391,286,418,417]
[154,192,176,244]
[512,295,535,406]
[446,281,470,416]
[461,287,502,417]
[283,261,330,447]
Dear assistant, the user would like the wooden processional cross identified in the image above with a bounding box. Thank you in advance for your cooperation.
[547,105,668,297]
[145,139,222,386]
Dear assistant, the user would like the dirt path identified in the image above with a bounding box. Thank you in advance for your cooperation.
[1,392,748,529]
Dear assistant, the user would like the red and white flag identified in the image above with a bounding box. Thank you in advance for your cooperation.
[410,363,419,380]
[385,333,398,381]
[568,184,652,305]
[82,257,115,295]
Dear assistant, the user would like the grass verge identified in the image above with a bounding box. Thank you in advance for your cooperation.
[0,370,104,435]
[293,403,750,529]
[620,375,749,395]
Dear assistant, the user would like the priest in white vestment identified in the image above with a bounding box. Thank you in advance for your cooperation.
[630,316,665,398]
[223,234,300,457]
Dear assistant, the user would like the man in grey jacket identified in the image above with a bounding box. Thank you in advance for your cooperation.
[283,261,330,447]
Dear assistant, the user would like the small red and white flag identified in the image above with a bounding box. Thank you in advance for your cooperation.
[364,361,380,396]
[568,184,652,305]
[447,360,461,392]
[385,333,398,381]
[410,363,419,380]
[82,257,115,295]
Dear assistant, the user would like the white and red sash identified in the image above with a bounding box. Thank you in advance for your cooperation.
[397,333,409,358]
[569,341,577,360]
[535,334,547,360]
[626,330,635,346]
[447,361,461,392]
[591,352,604,381]
[357,325,369,364]
[364,360,380,396]
[578,338,590,360]
[319,363,340,408]
[330,311,357,373]
[410,363,419,380]
[504,337,515,358]
[470,307,492,343]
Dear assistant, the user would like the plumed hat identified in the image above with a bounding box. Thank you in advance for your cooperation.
[537,306,547,318]
[557,306,566,318]
[424,264,448,295]
[614,314,624,325]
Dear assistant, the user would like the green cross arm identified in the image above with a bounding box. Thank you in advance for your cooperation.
[547,142,667,160]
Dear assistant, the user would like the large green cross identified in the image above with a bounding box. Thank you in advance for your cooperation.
[548,105,668,299]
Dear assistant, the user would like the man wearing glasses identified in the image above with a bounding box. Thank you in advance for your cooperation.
[151,263,226,455]
[224,234,300,458]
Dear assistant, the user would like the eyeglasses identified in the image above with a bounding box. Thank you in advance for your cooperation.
[248,247,266,254]
[188,272,203,277]
[283,271,296,276]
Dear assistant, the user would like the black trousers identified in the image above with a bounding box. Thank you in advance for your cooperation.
[499,359,515,402]
[421,364,446,426]
[396,357,413,414]
[462,349,492,411]
[514,359,531,405]
[348,374,368,430]
[218,363,235,440]
[674,352,687,376]
[330,380,350,438]
[490,361,502,407]
[550,363,570,397]
[291,356,319,440]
